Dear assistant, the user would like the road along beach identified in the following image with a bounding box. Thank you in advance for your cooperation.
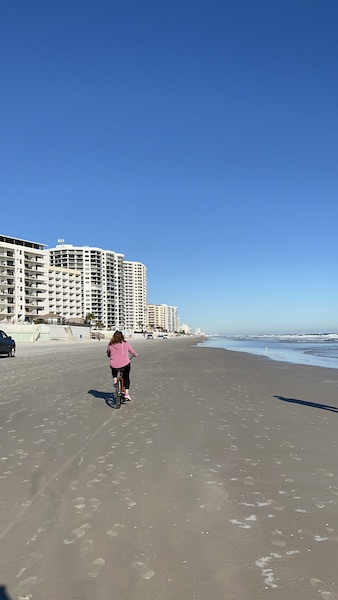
[1,336,338,599]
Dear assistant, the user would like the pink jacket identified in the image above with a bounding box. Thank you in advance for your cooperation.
[107,340,138,368]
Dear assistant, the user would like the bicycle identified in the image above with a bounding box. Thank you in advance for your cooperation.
[113,366,126,409]
[113,356,134,409]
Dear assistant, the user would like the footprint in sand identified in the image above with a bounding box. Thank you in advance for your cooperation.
[89,498,101,510]
[89,557,105,578]
[73,497,86,511]
[132,561,155,580]
[271,530,287,548]
[13,575,41,598]
[310,577,338,599]
[86,474,107,487]
[16,552,42,578]
[64,523,92,544]
[107,523,125,537]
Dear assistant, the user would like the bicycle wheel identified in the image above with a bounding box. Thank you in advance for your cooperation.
[115,372,122,408]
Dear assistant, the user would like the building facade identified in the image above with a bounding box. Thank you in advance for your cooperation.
[146,303,178,332]
[1,235,180,334]
[48,243,125,329]
[0,235,47,323]
[46,266,83,321]
[124,261,147,330]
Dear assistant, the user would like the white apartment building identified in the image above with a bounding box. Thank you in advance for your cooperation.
[179,323,192,334]
[47,266,82,321]
[0,235,47,323]
[147,303,178,332]
[0,235,85,323]
[124,261,147,330]
[166,305,178,332]
[48,243,125,329]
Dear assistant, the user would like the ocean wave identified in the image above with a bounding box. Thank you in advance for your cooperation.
[235,333,338,344]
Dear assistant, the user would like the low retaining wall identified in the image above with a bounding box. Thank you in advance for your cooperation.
[0,324,90,342]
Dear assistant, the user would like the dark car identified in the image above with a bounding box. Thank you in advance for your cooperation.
[0,330,16,357]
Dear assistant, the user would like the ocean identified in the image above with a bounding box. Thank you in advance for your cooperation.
[198,333,338,370]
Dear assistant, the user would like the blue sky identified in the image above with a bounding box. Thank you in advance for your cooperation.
[1,0,337,335]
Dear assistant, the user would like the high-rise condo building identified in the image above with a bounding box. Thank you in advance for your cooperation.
[146,303,178,332]
[0,235,84,323]
[0,235,47,322]
[48,242,125,329]
[123,261,147,330]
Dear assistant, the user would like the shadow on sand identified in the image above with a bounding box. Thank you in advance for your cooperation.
[274,395,338,413]
[0,586,13,600]
[88,389,116,409]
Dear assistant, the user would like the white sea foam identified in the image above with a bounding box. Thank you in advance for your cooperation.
[199,333,338,370]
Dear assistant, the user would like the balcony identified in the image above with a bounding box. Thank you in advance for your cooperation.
[0,280,14,287]
[25,301,44,309]
[24,274,40,282]
[0,308,15,316]
[25,285,39,293]
[0,297,14,305]
[0,260,14,267]
[24,253,44,263]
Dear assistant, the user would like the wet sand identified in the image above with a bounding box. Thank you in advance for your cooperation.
[1,337,338,599]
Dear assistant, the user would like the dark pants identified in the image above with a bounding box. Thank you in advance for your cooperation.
[110,363,131,389]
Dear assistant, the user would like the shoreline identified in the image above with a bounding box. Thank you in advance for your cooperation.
[11,334,338,377]
[199,335,338,371]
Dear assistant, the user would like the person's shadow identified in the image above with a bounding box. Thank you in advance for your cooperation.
[88,389,116,408]
[0,585,13,600]
[274,395,338,413]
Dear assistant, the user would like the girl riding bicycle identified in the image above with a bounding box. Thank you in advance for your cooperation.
[106,331,139,400]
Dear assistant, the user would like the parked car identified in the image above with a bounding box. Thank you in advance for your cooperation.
[0,330,16,357]
[146,333,153,339]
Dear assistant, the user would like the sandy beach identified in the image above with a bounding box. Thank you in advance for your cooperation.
[1,336,338,599]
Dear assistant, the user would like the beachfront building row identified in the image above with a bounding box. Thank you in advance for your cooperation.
[147,303,178,333]
[0,235,147,330]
